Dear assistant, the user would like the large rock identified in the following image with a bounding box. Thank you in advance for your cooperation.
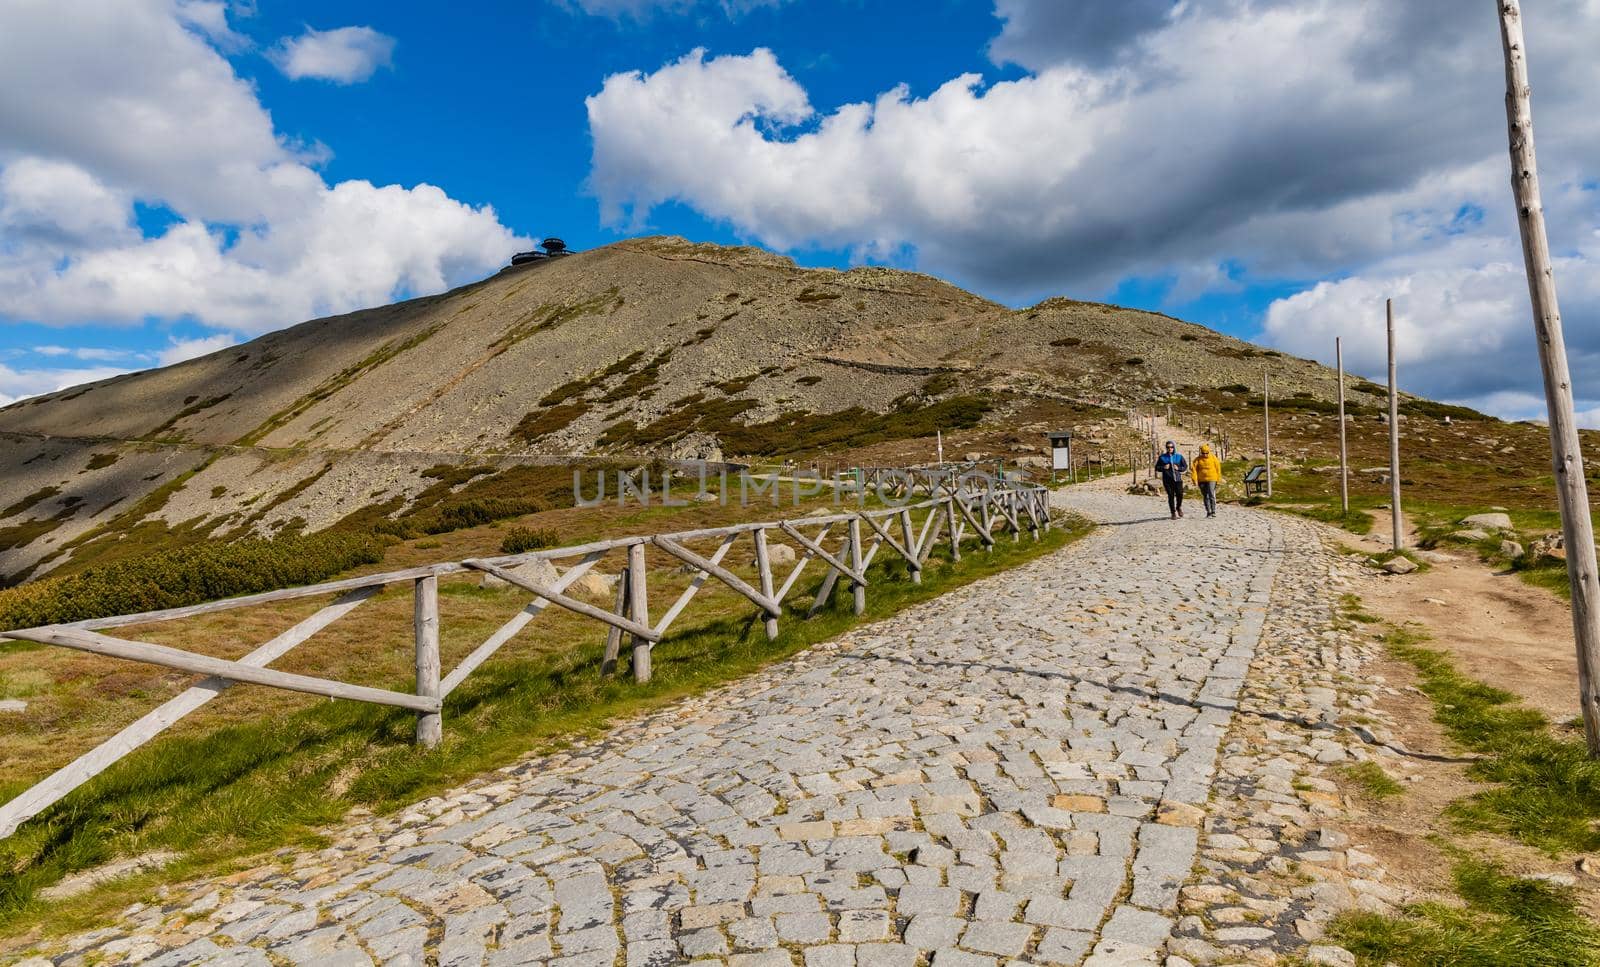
[1500,539,1525,558]
[1449,528,1489,542]
[766,542,797,566]
[1381,556,1418,575]
[1460,512,1513,531]
[479,557,559,590]
[570,571,620,600]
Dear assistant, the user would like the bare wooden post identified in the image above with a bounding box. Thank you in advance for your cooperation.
[601,572,628,677]
[627,542,651,683]
[1386,298,1403,551]
[945,498,961,562]
[1337,336,1350,515]
[1263,371,1273,497]
[899,509,921,584]
[752,527,780,641]
[848,516,866,615]
[1499,0,1600,755]
[413,574,441,748]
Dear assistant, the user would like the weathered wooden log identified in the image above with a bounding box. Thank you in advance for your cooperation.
[414,575,442,747]
[463,560,660,642]
[628,542,652,682]
[446,553,604,694]
[650,536,781,617]
[653,534,737,637]
[0,586,377,839]
[18,626,437,712]
[779,521,868,586]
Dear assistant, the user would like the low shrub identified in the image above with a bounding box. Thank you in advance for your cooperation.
[501,526,560,554]
[0,531,385,631]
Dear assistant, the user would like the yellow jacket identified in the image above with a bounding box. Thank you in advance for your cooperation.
[1193,450,1222,483]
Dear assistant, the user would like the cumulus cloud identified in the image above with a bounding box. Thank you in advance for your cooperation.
[269,25,396,84]
[584,0,1600,416]
[1262,233,1600,419]
[0,1,526,338]
[158,333,237,366]
[988,0,1178,70]
[0,361,132,407]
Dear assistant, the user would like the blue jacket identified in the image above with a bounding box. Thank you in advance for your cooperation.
[1155,452,1188,485]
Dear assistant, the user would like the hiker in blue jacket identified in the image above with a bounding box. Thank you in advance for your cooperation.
[1155,441,1189,519]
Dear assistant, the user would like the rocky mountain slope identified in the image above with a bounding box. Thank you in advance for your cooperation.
[0,235,1384,583]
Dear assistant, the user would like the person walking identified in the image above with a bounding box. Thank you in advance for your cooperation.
[1192,443,1222,518]
[1154,441,1189,519]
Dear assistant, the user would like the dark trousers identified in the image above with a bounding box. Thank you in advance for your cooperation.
[1163,479,1184,515]
[1199,481,1218,515]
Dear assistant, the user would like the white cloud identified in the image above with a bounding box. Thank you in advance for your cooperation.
[1261,232,1600,412]
[0,1,526,336]
[30,345,145,363]
[158,333,237,366]
[0,362,132,407]
[269,25,396,84]
[584,0,1600,414]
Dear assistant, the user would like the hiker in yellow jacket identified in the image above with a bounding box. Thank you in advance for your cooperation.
[1192,444,1222,518]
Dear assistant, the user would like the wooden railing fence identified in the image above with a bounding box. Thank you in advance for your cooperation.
[0,476,1050,839]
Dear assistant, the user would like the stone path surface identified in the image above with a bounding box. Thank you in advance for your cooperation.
[20,490,1334,967]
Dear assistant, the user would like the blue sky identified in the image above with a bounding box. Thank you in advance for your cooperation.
[2,0,1598,423]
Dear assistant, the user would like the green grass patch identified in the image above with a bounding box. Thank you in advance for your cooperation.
[1331,856,1600,966]
[0,516,1087,934]
[1387,628,1600,854]
[1337,760,1405,800]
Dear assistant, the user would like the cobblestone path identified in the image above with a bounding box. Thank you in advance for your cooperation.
[24,492,1310,967]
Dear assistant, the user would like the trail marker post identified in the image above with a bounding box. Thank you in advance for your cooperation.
[1387,299,1403,552]
[1498,0,1600,755]
[1337,337,1350,515]
[1263,371,1273,498]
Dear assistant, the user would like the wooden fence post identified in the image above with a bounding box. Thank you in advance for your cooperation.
[628,542,652,683]
[1499,0,1600,755]
[848,516,866,615]
[414,574,441,748]
[899,509,921,583]
[601,572,628,677]
[945,498,961,562]
[753,527,780,640]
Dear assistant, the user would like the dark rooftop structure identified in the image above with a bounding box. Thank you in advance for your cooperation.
[510,237,575,266]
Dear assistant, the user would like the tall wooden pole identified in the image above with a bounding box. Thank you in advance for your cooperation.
[1263,371,1273,497]
[1387,299,1403,551]
[1499,0,1600,755]
[1337,337,1350,514]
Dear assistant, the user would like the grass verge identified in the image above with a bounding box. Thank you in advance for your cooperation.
[0,516,1087,942]
[1383,626,1600,854]
[1332,855,1600,966]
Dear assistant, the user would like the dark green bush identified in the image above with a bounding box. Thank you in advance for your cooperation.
[0,531,385,631]
[501,526,560,554]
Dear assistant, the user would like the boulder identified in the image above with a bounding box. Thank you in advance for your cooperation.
[1500,539,1525,558]
[570,571,620,600]
[1460,512,1513,531]
[1382,556,1418,575]
[1015,456,1050,470]
[0,699,26,713]
[479,557,559,590]
[1449,529,1489,542]
[756,542,797,567]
